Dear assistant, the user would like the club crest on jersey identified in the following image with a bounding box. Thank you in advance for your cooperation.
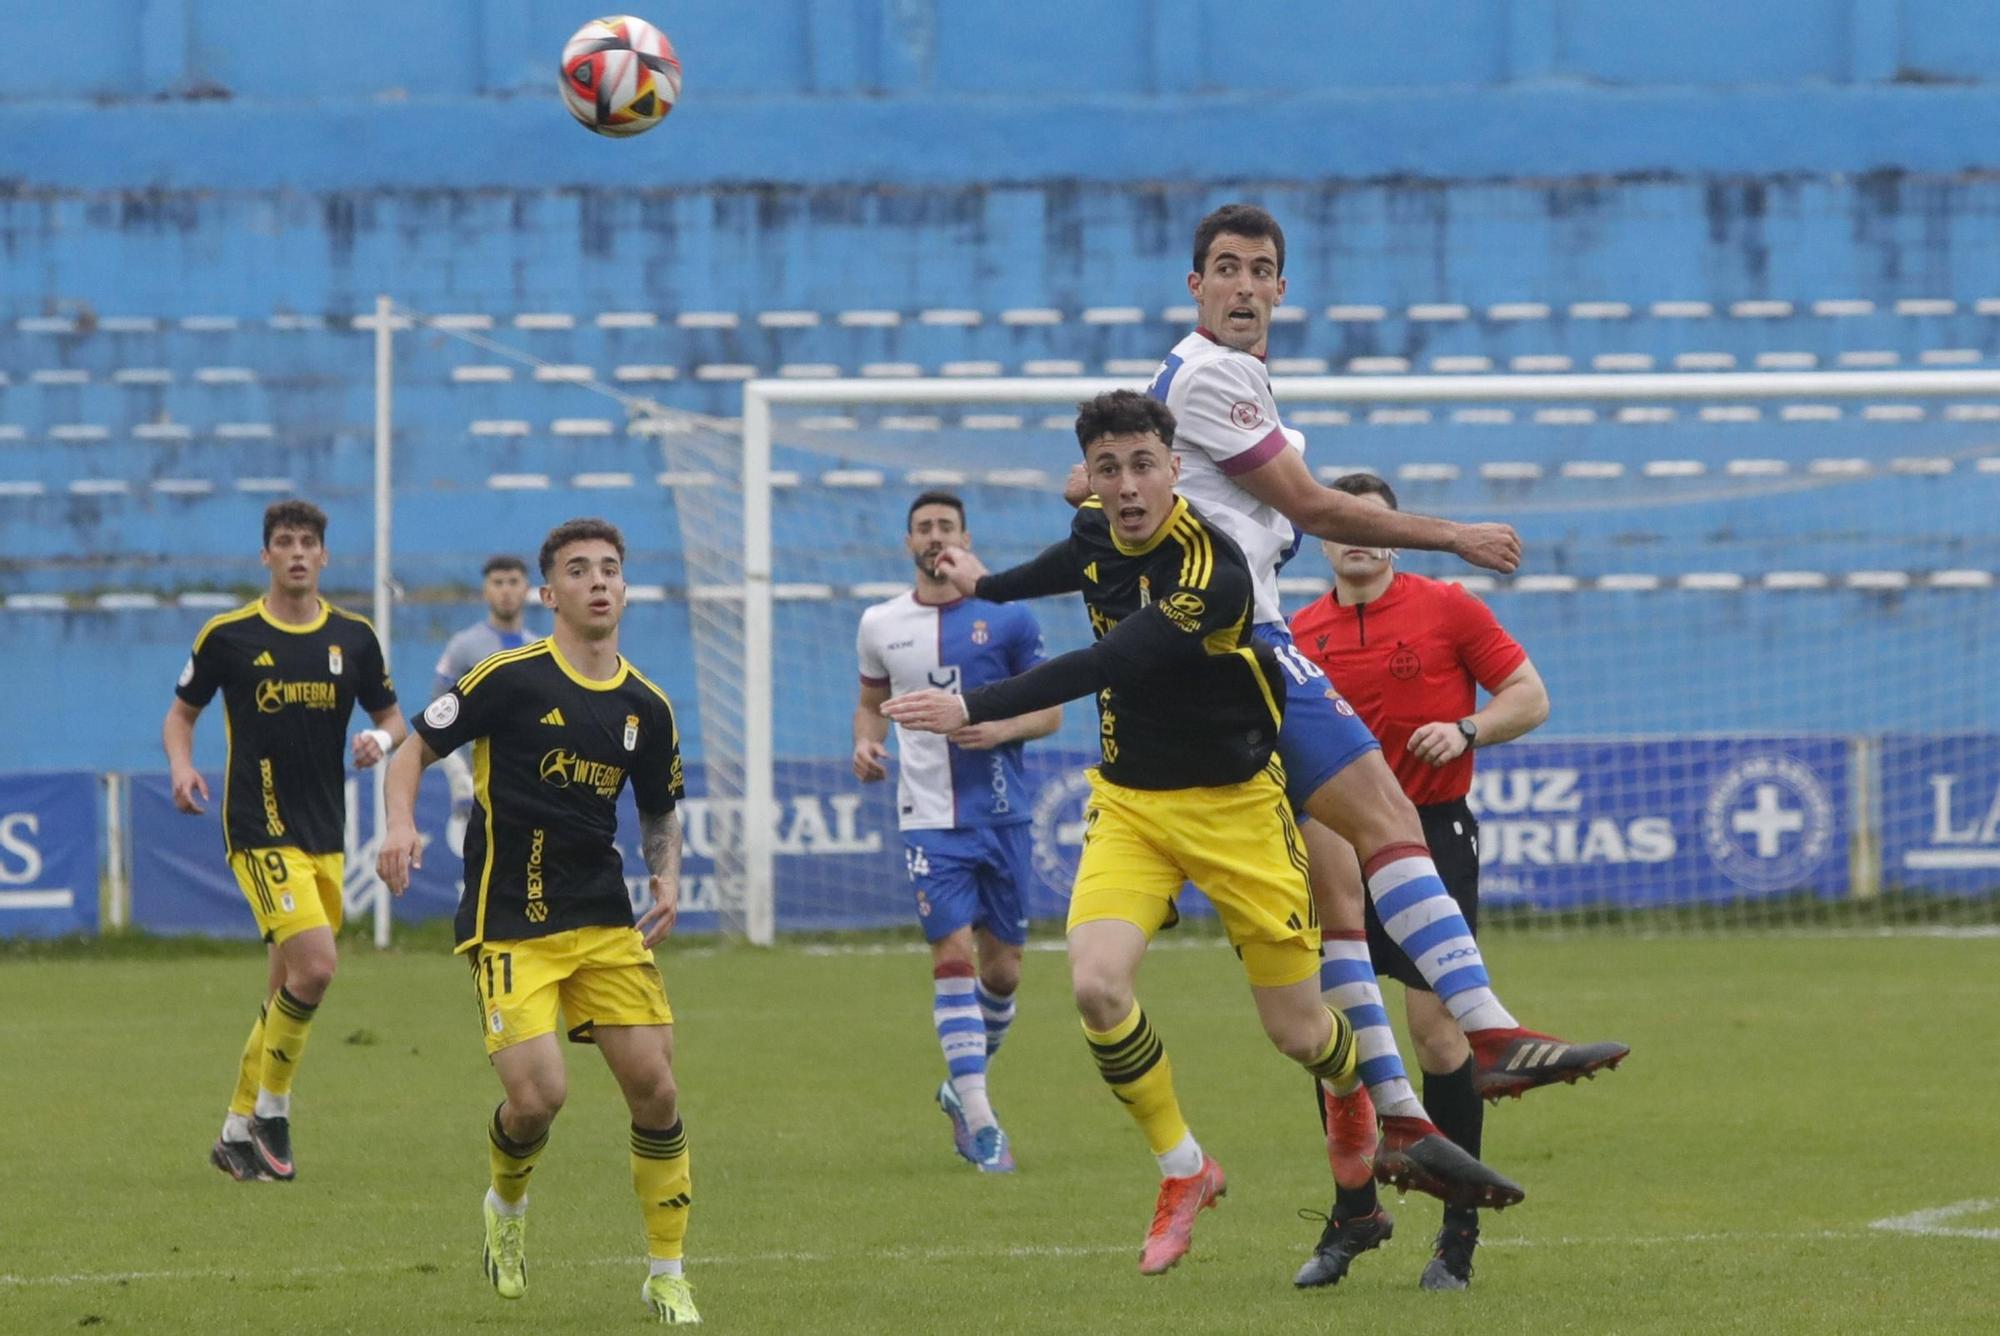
[327,645,344,675]
[624,714,640,751]
[1138,575,1151,607]
[971,619,989,645]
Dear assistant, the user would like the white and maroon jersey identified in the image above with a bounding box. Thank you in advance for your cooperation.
[856,592,1045,831]
[1147,328,1306,625]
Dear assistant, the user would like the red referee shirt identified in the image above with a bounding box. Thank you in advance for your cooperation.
[1289,572,1527,806]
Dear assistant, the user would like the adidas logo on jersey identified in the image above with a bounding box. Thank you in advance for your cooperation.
[253,651,276,666]
[540,708,567,726]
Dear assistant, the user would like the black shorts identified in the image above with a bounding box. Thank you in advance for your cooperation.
[1362,798,1479,992]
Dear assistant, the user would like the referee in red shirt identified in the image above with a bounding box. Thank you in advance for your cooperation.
[1289,472,1550,1292]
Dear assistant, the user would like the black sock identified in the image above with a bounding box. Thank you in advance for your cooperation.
[1424,1057,1484,1230]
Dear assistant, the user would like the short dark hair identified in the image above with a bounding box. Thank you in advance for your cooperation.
[262,499,327,547]
[1329,472,1399,510]
[538,517,626,577]
[481,554,529,578]
[1075,389,1176,455]
[907,491,965,529]
[1193,203,1286,275]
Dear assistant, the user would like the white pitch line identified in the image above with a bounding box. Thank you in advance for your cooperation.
[4,1225,1977,1290]
[1868,1199,2000,1240]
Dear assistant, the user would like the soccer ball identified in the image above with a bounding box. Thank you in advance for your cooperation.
[559,15,682,138]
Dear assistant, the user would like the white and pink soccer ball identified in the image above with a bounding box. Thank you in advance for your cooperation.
[560,15,682,138]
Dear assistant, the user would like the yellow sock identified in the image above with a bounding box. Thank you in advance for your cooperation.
[1303,1006,1358,1087]
[229,1001,268,1119]
[630,1121,691,1261]
[1083,1005,1190,1156]
[489,1105,549,1206]
[258,987,317,1099]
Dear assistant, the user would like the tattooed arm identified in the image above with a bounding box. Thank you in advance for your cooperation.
[636,808,683,947]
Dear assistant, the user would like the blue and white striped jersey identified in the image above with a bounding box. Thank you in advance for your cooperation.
[857,593,1045,831]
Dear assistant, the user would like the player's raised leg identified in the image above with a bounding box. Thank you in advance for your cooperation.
[482,1031,566,1301]
[1069,917,1225,1275]
[598,1022,697,1325]
[1304,819,1519,1208]
[1305,754,1628,1099]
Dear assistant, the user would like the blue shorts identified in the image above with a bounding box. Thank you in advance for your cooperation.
[903,824,1035,946]
[1251,621,1383,810]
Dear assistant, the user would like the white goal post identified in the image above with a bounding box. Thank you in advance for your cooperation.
[736,368,2000,944]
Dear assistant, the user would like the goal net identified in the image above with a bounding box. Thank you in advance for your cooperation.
[713,371,2000,939]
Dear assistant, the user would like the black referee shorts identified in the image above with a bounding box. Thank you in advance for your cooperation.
[1362,797,1479,992]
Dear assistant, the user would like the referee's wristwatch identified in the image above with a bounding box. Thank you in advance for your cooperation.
[1455,717,1479,749]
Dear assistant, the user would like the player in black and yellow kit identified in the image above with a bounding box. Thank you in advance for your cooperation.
[376,517,700,1326]
[884,390,1364,1278]
[162,499,405,1184]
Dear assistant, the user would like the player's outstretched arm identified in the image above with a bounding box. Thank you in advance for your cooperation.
[1234,447,1522,574]
[962,538,1084,604]
[949,703,1061,751]
[886,601,1207,733]
[377,735,439,894]
[635,808,682,947]
[161,699,210,814]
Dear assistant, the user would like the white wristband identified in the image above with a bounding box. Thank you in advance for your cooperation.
[362,728,393,753]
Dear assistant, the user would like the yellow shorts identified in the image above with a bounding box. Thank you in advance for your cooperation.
[1068,764,1319,988]
[468,924,674,1055]
[230,847,344,945]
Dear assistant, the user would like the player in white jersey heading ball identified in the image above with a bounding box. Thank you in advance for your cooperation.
[1110,205,1630,1266]
[854,492,1062,1173]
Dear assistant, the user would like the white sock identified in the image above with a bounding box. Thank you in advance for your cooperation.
[952,1071,998,1133]
[485,1187,526,1218]
[254,1089,291,1119]
[222,1112,253,1143]
[648,1257,683,1278]
[934,967,996,1131]
[1156,1131,1204,1179]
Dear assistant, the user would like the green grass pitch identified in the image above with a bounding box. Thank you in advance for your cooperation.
[3,928,1997,1334]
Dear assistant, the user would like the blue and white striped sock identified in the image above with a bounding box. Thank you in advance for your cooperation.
[1320,933,1425,1120]
[975,980,1016,1058]
[1365,843,1517,1034]
[934,964,996,1131]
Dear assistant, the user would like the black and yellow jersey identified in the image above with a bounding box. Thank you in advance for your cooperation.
[175,598,398,856]
[966,496,1285,790]
[414,639,683,953]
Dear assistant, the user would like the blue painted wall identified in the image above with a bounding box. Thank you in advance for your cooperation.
[4,0,1999,772]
